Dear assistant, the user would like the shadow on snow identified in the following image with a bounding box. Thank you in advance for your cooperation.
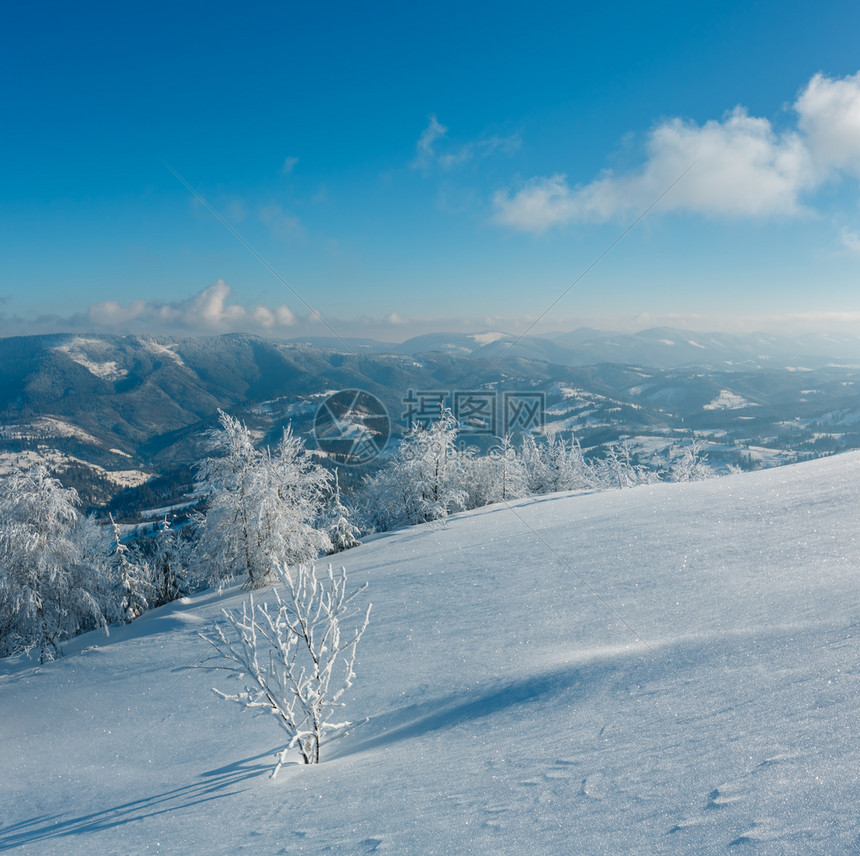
[0,749,275,851]
[334,659,612,760]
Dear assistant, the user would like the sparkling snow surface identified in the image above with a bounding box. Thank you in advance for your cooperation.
[2,453,859,854]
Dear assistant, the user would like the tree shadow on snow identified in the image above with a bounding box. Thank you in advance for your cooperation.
[0,748,276,851]
[334,660,608,760]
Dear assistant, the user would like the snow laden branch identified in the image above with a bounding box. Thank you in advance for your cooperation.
[200,563,371,774]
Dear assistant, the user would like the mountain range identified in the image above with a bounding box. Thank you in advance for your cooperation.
[292,326,860,370]
[1,328,860,514]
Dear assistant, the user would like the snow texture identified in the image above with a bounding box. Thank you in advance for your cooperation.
[1,452,859,854]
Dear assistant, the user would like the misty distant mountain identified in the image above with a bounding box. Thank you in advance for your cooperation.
[550,327,860,369]
[287,326,860,370]
[386,327,860,369]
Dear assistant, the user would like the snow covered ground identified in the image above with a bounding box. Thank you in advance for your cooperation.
[2,453,859,854]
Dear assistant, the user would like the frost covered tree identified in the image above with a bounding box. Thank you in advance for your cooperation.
[670,438,714,482]
[201,562,371,773]
[594,440,658,489]
[254,431,333,569]
[0,465,110,662]
[74,512,123,626]
[548,434,599,491]
[408,409,467,523]
[462,434,529,508]
[518,433,596,495]
[109,514,147,622]
[519,433,556,494]
[195,410,263,585]
[459,454,498,510]
[327,472,361,553]
[362,409,467,531]
[196,411,332,587]
[150,516,191,606]
[492,434,529,501]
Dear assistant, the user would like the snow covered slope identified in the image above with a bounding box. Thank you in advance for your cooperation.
[2,453,859,854]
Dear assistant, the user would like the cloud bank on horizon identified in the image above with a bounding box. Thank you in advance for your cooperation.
[89,280,296,332]
[4,279,860,342]
[492,72,860,234]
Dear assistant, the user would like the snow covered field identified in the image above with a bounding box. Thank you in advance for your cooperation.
[2,453,859,854]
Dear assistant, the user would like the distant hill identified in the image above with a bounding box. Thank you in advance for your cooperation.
[2,330,860,513]
[383,326,860,370]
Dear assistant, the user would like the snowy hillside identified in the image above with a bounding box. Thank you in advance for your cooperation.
[2,453,860,854]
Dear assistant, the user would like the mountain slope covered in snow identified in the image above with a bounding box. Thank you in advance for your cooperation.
[1,453,859,854]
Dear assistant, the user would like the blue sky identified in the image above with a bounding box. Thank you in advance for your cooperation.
[2,0,860,340]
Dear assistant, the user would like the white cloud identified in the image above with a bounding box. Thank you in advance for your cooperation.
[412,115,520,170]
[796,72,860,176]
[275,305,297,325]
[189,280,244,326]
[493,71,860,232]
[492,174,580,232]
[251,304,297,328]
[89,299,150,327]
[840,228,860,255]
[86,280,297,335]
[281,156,299,175]
[437,133,521,169]
[252,305,276,328]
[383,311,409,325]
[412,115,448,169]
